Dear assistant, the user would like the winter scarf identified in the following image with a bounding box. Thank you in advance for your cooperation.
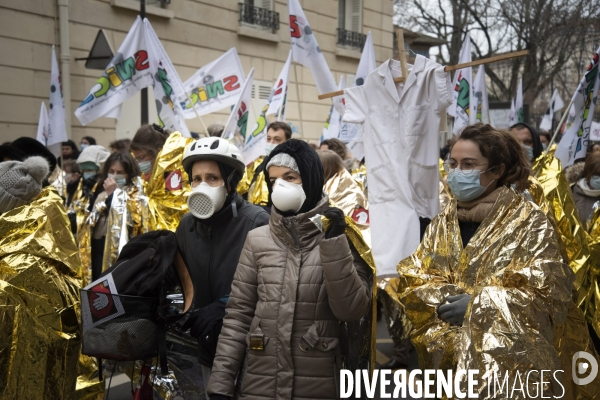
[456,187,502,223]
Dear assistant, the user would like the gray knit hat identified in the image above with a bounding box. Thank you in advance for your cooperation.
[265,152,300,175]
[0,156,49,214]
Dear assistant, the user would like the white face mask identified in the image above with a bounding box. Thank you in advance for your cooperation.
[265,142,277,155]
[271,178,306,213]
[187,182,227,219]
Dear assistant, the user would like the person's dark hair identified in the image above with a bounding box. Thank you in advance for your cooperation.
[62,159,80,174]
[207,124,224,137]
[509,122,543,160]
[81,136,97,145]
[583,153,600,184]
[98,151,141,190]
[267,121,292,140]
[540,132,552,144]
[62,140,80,154]
[452,123,531,187]
[317,149,345,183]
[109,139,132,153]
[321,138,348,160]
[130,124,168,158]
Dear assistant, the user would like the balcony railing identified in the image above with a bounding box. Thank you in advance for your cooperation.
[337,28,367,50]
[239,3,280,31]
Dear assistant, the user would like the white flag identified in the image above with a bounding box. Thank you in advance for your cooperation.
[515,78,524,123]
[471,65,489,124]
[180,48,246,118]
[243,56,293,165]
[48,45,68,146]
[508,98,516,126]
[36,102,50,146]
[75,17,154,126]
[340,33,377,145]
[539,89,564,131]
[322,76,345,141]
[144,19,190,137]
[556,46,600,168]
[223,68,254,154]
[448,34,472,135]
[354,32,377,86]
[266,50,292,120]
[287,0,341,113]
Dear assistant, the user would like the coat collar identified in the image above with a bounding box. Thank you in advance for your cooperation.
[269,195,329,251]
[376,55,428,104]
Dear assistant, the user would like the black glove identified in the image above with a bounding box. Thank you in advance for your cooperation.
[437,294,471,326]
[324,207,346,239]
[181,300,227,339]
[210,395,230,400]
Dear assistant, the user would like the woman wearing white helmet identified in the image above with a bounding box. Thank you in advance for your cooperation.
[176,137,270,399]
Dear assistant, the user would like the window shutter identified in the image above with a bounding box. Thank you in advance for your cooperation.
[345,0,362,33]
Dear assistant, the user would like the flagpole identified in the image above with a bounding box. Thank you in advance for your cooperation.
[140,3,148,125]
[546,96,575,154]
[293,62,305,139]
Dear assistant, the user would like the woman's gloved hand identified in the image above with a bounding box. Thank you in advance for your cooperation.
[181,299,227,339]
[324,207,346,239]
[437,294,471,326]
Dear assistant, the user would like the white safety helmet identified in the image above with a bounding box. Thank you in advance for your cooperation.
[182,137,245,179]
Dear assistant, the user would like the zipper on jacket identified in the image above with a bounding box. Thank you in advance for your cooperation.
[285,218,301,250]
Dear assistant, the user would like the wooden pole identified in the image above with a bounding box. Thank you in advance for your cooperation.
[293,63,305,139]
[546,96,574,153]
[395,29,409,80]
[317,49,530,100]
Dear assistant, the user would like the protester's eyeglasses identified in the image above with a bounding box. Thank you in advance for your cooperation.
[443,160,489,174]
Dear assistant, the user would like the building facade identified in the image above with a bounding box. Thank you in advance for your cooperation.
[0,0,395,148]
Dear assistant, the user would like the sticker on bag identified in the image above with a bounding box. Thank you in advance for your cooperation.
[81,273,126,331]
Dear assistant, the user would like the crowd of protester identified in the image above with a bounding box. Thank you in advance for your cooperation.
[1,119,599,399]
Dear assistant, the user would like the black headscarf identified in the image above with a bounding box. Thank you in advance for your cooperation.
[510,122,543,160]
[263,139,324,214]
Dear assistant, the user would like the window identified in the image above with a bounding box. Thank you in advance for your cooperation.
[339,0,362,33]
[337,0,366,49]
[239,0,279,31]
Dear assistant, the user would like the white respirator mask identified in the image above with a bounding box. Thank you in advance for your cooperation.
[187,182,227,219]
[271,178,306,213]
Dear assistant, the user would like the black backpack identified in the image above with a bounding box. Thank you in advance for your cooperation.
[80,230,194,374]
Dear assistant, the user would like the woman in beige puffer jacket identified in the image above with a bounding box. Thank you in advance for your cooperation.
[208,140,372,400]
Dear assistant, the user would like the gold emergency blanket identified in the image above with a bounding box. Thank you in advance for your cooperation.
[533,155,593,323]
[0,186,103,399]
[237,157,263,197]
[145,131,194,231]
[102,176,148,272]
[350,164,367,194]
[324,169,368,217]
[396,187,599,399]
[584,207,600,338]
[247,157,269,206]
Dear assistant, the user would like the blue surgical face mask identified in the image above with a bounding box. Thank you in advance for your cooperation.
[83,171,96,180]
[590,175,600,190]
[108,173,128,188]
[542,143,548,151]
[522,144,534,160]
[80,144,88,150]
[447,169,496,202]
[138,160,152,174]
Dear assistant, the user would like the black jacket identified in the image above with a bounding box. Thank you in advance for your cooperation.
[175,192,269,366]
